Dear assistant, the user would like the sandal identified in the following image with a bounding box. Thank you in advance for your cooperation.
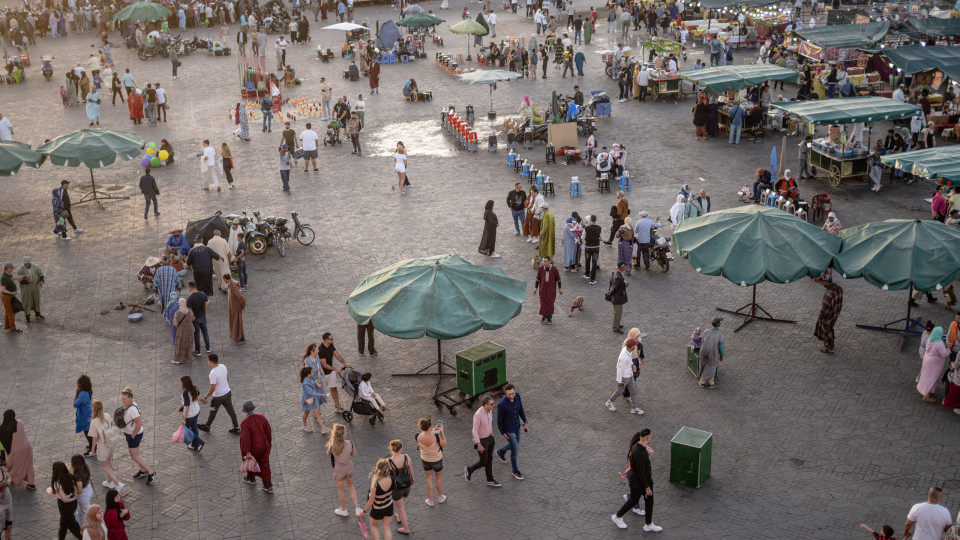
[320,427,331,434]
[301,426,313,432]
[819,347,834,354]
[397,529,411,535]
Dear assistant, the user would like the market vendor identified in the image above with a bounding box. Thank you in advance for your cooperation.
[776,170,799,200]
[750,168,773,202]
[402,78,419,101]
[166,229,191,256]
[137,256,163,289]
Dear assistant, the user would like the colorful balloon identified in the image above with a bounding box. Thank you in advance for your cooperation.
[150,157,161,167]
[146,147,155,155]
[147,142,156,149]
[158,150,169,160]
[141,156,152,167]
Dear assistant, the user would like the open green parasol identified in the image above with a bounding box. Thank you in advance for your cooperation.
[113,1,173,22]
[37,129,144,207]
[398,13,444,28]
[0,141,43,224]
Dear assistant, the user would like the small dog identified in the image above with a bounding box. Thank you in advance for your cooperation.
[568,296,584,316]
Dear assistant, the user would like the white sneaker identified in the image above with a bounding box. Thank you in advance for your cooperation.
[334,508,349,517]
[632,507,646,516]
[631,408,644,415]
[355,507,363,516]
[115,482,125,493]
[611,515,627,529]
[229,184,235,189]
[491,252,501,258]
[74,228,84,233]
[102,481,116,489]
[63,236,72,241]
[526,237,533,243]
[605,400,616,411]
[532,239,539,245]
[954,408,960,415]
[643,523,663,532]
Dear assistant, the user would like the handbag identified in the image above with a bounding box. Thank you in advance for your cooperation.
[171,425,185,443]
[10,297,23,314]
[239,456,261,473]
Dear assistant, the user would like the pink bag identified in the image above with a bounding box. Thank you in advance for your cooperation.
[358,518,369,540]
[171,425,185,443]
[239,456,261,474]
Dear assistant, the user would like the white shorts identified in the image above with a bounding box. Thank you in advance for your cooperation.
[396,164,406,173]
[324,371,338,390]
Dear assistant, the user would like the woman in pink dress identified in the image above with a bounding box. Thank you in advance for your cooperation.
[918,327,949,403]
[0,410,36,489]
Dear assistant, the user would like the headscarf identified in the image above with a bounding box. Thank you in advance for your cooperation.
[669,194,686,226]
[523,95,530,107]
[81,505,106,540]
[0,410,16,452]
[929,327,944,345]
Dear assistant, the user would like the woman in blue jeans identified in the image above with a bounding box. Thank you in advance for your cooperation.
[180,376,205,451]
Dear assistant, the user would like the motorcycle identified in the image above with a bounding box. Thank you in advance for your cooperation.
[41,55,54,81]
[252,211,285,257]
[649,223,672,273]
[230,212,268,255]
[289,211,316,245]
[137,41,169,60]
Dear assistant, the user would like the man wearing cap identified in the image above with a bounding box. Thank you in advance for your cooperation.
[538,202,556,260]
[1,263,22,333]
[166,229,191,257]
[814,271,843,354]
[14,257,44,323]
[239,401,274,493]
[633,212,660,270]
[608,262,628,333]
[53,180,83,236]
[698,317,724,388]
[605,338,643,413]
[186,236,222,297]
[139,167,160,220]
[892,84,906,103]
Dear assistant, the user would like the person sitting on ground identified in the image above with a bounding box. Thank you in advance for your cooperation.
[137,256,163,289]
[160,139,175,164]
[750,168,773,201]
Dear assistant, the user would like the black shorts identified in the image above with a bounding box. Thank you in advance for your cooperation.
[369,504,394,521]
[421,459,443,472]
[391,485,411,500]
[125,432,143,448]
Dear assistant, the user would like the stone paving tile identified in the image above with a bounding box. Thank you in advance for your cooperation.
[0,2,958,539]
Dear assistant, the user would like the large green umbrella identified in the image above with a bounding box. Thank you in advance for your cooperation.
[37,129,144,207]
[881,146,960,186]
[673,206,842,331]
[770,97,921,126]
[397,13,444,28]
[347,254,526,377]
[450,18,487,59]
[113,1,173,23]
[0,141,43,224]
[834,219,960,347]
[679,65,799,94]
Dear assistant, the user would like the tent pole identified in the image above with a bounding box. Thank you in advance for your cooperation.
[716,283,796,333]
[855,284,926,351]
[0,209,29,226]
[392,337,457,379]
[76,167,130,207]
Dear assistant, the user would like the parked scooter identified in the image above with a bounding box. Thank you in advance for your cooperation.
[41,55,54,81]
[650,223,673,273]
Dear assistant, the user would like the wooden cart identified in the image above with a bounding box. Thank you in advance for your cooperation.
[650,77,683,101]
[809,146,869,187]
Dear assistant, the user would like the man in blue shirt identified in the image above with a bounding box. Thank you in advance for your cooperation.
[709,37,721,67]
[495,384,529,480]
[728,101,745,145]
[632,211,660,270]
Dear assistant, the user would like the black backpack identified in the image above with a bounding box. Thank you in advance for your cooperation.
[389,456,412,490]
[113,404,139,429]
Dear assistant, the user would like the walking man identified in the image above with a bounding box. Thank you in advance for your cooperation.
[14,257,43,323]
[139,167,160,220]
[495,384,528,480]
[279,144,292,192]
[698,317,724,388]
[814,271,843,354]
[299,122,319,173]
[186,281,211,356]
[199,140,221,190]
[198,354,241,434]
[904,487,952,540]
[633,211,659,270]
[608,262,628,333]
[320,78,332,121]
[120,388,157,485]
[155,83,167,122]
[507,183,526,235]
[54,180,83,236]
[464,397,500,487]
[348,111,362,155]
[260,95,273,133]
[225,274,246,343]
[357,321,377,356]
[239,401,273,493]
[318,332,353,412]
[728,100,745,144]
[611,428,661,531]
[605,338,643,414]
[187,236,221,296]
[583,215,602,284]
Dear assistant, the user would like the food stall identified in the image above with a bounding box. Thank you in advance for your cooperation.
[679,64,798,95]
[881,145,960,187]
[792,21,890,63]
[771,97,922,186]
[640,39,685,101]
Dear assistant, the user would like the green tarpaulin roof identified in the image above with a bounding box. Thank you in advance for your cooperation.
[880,146,960,184]
[908,18,960,37]
[697,0,777,8]
[795,21,890,49]
[679,65,798,94]
[770,97,921,126]
[673,206,842,287]
[882,45,960,76]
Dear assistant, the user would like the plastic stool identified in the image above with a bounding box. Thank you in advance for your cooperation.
[598,175,610,194]
[402,55,409,63]
[508,152,518,168]
[521,162,532,178]
[570,177,583,197]
[514,156,524,174]
[535,173,546,191]
[545,143,556,164]
[543,178,555,195]
[619,173,632,191]
[766,193,779,207]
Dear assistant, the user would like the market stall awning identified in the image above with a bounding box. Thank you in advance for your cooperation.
[882,45,960,75]
[880,145,960,184]
[697,0,778,8]
[794,21,890,49]
[679,64,798,93]
[770,96,920,126]
[907,18,960,37]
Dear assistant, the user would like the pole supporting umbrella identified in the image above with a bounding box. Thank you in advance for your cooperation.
[854,284,926,351]
[716,284,796,333]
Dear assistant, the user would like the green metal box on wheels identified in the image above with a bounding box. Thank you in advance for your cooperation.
[670,427,713,488]
[456,341,507,396]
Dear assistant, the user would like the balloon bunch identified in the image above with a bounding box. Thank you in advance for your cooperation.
[140,141,170,168]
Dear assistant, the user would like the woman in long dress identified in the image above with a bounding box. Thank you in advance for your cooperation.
[65,73,78,105]
[172,298,195,365]
[533,257,562,324]
[562,217,579,271]
[127,89,144,124]
[0,410,36,489]
[918,327,949,402]
[86,89,101,126]
[164,292,179,345]
[693,95,708,139]
[478,200,499,257]
[233,103,250,141]
[522,189,539,241]
[706,97,720,137]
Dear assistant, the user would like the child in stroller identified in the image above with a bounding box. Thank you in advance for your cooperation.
[339,369,384,425]
[323,120,341,146]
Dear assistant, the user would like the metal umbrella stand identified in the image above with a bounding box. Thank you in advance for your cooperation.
[456,69,522,119]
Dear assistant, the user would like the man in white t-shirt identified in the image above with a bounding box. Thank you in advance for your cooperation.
[155,83,167,123]
[120,387,156,484]
[0,113,12,140]
[488,12,497,37]
[905,487,953,540]
[198,354,240,434]
[200,140,221,190]
[892,84,906,103]
[299,123,320,173]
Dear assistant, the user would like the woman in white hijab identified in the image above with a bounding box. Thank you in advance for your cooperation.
[669,194,686,227]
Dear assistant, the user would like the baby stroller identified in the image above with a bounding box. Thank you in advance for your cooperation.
[323,120,341,146]
[339,369,384,425]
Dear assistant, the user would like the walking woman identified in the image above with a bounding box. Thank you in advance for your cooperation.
[80,504,106,540]
[932,185,948,223]
[299,366,331,433]
[171,298,195,365]
[693,95,708,139]
[918,326,950,403]
[417,418,446,507]
[220,143,235,188]
[65,72,78,106]
[388,440,414,535]
[0,410,36,490]
[180,376,204,451]
[233,103,251,141]
[87,400,121,490]
[127,89,144,125]
[394,141,407,194]
[70,455,94,525]
[478,200,500,258]
[48,461,82,540]
[325,423,361,518]
[103,489,129,540]
[358,459,394,540]
[522,188,540,242]
[74,375,93,457]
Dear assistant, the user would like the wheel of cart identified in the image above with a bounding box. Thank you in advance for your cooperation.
[432,384,504,415]
[828,164,842,187]
[342,410,354,422]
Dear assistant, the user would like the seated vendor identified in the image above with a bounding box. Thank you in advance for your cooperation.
[160,139,175,163]
[776,170,799,200]
[751,168,773,201]
[347,61,359,82]
[595,146,613,180]
[166,229,191,256]
[284,64,297,79]
[402,78,419,101]
[137,256,162,289]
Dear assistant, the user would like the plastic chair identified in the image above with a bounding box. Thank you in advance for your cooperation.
[570,177,583,197]
[508,152,518,168]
